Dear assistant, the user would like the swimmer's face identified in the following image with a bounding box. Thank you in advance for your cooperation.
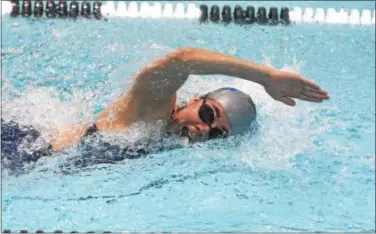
[169,97,231,143]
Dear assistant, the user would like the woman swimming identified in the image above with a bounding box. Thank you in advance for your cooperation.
[1,47,329,170]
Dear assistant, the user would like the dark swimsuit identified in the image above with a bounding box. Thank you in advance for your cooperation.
[1,119,52,171]
[1,109,175,172]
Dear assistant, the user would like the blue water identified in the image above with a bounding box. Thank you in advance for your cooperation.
[2,1,375,232]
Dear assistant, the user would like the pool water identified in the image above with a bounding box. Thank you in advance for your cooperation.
[2,1,375,232]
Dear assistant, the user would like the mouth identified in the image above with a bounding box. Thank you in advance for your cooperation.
[180,127,192,141]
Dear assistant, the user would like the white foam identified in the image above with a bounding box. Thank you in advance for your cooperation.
[231,58,331,170]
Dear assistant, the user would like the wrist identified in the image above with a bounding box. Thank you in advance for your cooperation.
[263,69,276,87]
[243,64,273,87]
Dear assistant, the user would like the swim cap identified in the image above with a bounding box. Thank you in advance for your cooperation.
[205,87,256,135]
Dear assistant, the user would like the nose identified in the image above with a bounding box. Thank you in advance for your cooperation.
[193,123,210,133]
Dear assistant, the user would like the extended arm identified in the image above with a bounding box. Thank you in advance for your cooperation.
[96,47,329,129]
[169,47,329,105]
[50,47,329,151]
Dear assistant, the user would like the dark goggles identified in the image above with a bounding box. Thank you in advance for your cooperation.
[198,96,229,140]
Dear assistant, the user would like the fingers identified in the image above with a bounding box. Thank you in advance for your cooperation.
[303,83,327,93]
[280,97,296,106]
[301,77,329,92]
[303,83,320,91]
[301,89,330,100]
[298,94,323,102]
[302,81,330,99]
[300,77,321,89]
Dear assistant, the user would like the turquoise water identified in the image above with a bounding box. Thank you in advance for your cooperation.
[2,1,375,232]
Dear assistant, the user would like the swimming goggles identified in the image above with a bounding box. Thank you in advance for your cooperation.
[198,96,229,140]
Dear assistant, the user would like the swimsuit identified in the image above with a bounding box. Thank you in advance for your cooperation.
[1,119,170,172]
[1,119,52,171]
[1,108,175,172]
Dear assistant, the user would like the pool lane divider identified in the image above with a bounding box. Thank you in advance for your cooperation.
[2,0,102,19]
[3,230,115,233]
[2,1,375,25]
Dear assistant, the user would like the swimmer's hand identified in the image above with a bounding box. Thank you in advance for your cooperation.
[264,70,330,106]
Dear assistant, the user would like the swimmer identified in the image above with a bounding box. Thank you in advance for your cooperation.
[2,48,329,164]
[48,47,329,151]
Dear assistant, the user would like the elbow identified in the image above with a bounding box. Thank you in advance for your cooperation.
[170,47,197,61]
[161,47,198,73]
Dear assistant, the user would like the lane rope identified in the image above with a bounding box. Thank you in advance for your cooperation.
[2,1,375,25]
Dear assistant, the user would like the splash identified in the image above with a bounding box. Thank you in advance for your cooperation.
[2,47,333,173]
[177,55,334,170]
[2,84,96,138]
